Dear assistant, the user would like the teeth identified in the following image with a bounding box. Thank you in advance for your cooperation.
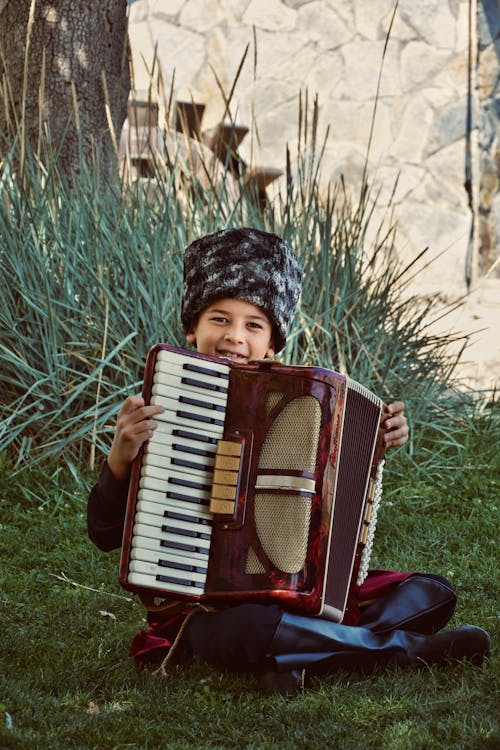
[219,351,246,361]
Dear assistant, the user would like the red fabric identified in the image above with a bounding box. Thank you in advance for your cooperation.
[339,569,415,626]
[130,612,187,668]
[129,570,417,668]
[358,569,415,603]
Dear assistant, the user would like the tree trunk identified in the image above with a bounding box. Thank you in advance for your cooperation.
[0,0,130,178]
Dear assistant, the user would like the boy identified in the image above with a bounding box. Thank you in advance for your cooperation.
[87,227,489,696]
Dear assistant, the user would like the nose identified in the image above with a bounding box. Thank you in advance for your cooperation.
[224,322,244,343]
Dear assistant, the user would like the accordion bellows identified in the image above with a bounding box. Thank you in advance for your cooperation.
[119,345,386,622]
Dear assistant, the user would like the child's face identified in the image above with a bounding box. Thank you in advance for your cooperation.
[186,298,275,364]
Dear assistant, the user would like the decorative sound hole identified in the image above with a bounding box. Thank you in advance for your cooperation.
[258,395,321,472]
[254,492,312,574]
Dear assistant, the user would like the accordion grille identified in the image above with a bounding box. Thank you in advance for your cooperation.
[258,395,321,471]
[252,493,312,573]
[265,390,285,415]
[246,395,321,574]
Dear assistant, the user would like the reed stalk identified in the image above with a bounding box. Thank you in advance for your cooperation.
[0,42,488,485]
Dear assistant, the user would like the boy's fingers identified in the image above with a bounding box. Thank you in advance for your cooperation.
[384,424,409,447]
[118,397,164,422]
[385,413,407,430]
[133,404,165,421]
[386,400,405,416]
[121,395,145,411]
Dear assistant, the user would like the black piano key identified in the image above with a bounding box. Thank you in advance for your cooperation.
[166,490,209,507]
[156,573,205,589]
[179,396,226,412]
[183,362,229,380]
[172,442,214,458]
[158,558,207,574]
[160,538,209,555]
[162,523,196,538]
[179,395,226,413]
[161,524,211,541]
[171,457,211,472]
[173,428,218,445]
[177,410,225,427]
[163,509,209,524]
[181,376,228,395]
[168,476,211,491]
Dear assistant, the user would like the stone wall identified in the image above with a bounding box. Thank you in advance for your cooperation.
[127,0,499,298]
[477,0,500,279]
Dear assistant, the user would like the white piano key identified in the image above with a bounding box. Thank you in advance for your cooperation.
[147,427,218,456]
[131,523,210,559]
[136,497,213,522]
[153,419,218,439]
[136,490,212,521]
[142,453,215,481]
[151,385,226,421]
[151,376,227,405]
[129,558,207,585]
[153,368,228,403]
[134,510,212,538]
[140,454,215,483]
[127,570,206,596]
[156,349,230,378]
[150,396,225,437]
[130,543,209,569]
[138,484,211,508]
[133,522,211,547]
[143,441,215,467]
[140,458,212,480]
[139,470,211,496]
[131,530,211,554]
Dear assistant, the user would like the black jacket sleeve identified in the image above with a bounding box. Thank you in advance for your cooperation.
[87,461,129,551]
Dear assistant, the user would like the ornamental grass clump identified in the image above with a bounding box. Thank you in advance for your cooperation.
[0,90,480,483]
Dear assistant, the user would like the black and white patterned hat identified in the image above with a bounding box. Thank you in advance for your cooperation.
[181,227,303,352]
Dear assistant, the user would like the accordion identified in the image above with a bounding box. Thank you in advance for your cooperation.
[119,344,386,622]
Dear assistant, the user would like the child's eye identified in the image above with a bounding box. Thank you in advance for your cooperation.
[210,316,228,323]
[247,322,263,330]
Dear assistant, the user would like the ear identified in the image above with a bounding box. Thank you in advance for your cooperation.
[265,340,275,359]
[186,330,196,345]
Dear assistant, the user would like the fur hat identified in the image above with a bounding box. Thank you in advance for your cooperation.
[181,227,303,353]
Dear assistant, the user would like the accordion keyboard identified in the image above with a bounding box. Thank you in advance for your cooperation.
[126,349,230,595]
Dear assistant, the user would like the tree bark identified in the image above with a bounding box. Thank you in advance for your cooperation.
[0,0,130,178]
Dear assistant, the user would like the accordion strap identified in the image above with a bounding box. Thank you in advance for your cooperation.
[153,604,215,677]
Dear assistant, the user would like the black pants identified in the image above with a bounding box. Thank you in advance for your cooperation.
[181,574,457,673]
[182,603,283,672]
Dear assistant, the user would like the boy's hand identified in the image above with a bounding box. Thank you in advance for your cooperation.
[107,395,165,481]
[383,401,408,449]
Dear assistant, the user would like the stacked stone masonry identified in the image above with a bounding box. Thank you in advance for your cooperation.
[128,0,499,298]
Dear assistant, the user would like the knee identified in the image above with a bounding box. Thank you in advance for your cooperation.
[419,572,456,595]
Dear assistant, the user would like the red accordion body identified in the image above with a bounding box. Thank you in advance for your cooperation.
[119,345,386,622]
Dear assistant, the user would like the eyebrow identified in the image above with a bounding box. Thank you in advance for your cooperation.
[208,307,269,322]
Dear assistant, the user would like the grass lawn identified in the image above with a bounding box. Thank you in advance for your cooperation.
[1,408,498,750]
[1,64,498,749]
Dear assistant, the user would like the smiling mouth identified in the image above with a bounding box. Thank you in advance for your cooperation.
[217,350,248,363]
